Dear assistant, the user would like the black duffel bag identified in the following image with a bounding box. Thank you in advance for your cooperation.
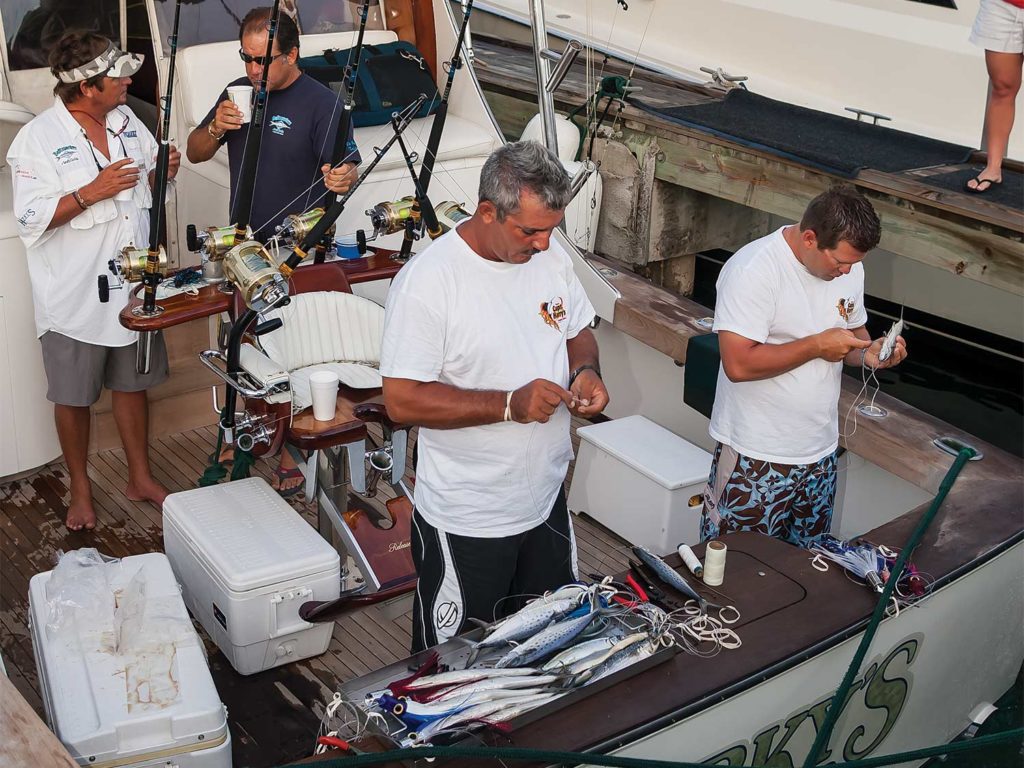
[300,40,439,126]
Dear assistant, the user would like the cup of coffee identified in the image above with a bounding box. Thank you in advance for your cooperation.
[227,85,253,123]
[115,159,137,202]
[309,370,339,421]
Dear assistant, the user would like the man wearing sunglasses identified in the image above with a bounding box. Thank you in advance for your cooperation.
[186,7,360,242]
[7,31,181,531]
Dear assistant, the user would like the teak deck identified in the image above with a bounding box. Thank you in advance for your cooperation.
[0,418,632,768]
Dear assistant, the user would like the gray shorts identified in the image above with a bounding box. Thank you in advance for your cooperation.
[40,331,169,407]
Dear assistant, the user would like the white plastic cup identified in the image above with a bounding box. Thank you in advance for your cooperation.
[115,159,136,202]
[227,85,253,123]
[309,370,339,421]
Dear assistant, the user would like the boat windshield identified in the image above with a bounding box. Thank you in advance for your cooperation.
[152,0,387,55]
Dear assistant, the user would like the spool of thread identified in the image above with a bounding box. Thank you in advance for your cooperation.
[677,544,703,578]
[703,540,727,586]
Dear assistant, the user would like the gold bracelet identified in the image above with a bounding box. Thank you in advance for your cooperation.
[207,122,226,142]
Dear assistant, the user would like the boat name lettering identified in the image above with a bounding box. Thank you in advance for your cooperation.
[388,540,411,553]
[703,636,921,766]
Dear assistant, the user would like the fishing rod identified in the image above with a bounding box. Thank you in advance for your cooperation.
[217,97,427,444]
[396,0,475,260]
[277,95,426,279]
[230,0,282,239]
[312,0,371,263]
[140,0,182,318]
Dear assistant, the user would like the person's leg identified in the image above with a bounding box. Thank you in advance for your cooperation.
[782,451,839,547]
[53,404,96,530]
[409,510,522,653]
[111,390,167,505]
[969,50,1023,190]
[509,489,578,611]
[40,332,107,531]
[701,444,796,541]
[270,445,304,496]
[105,334,169,506]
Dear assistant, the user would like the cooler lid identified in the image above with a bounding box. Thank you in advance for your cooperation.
[162,477,340,593]
[577,415,713,490]
[28,552,226,765]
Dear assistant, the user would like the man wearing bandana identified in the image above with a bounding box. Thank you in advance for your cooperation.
[7,31,180,531]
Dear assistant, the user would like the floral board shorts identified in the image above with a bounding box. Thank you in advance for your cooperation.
[700,443,838,548]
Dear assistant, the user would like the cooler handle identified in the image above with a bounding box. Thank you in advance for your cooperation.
[270,587,315,638]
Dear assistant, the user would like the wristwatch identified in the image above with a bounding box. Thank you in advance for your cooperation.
[569,363,601,388]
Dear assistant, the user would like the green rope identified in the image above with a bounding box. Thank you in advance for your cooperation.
[197,406,255,486]
[803,446,978,767]
[281,726,1022,768]
[566,75,633,161]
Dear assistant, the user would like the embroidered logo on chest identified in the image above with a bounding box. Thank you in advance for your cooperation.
[52,145,79,166]
[270,115,292,136]
[836,297,856,322]
[539,296,567,331]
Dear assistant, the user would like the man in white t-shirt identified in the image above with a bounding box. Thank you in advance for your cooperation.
[8,32,180,530]
[380,141,610,652]
[702,186,907,547]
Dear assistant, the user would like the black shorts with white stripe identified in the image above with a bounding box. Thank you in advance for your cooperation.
[410,488,578,653]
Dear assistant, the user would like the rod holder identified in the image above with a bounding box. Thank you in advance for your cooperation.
[569,160,597,197]
[136,330,154,375]
[544,39,583,94]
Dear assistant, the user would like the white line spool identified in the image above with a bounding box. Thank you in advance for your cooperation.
[703,540,727,586]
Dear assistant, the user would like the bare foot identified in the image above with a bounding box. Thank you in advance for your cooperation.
[125,477,169,507]
[65,498,97,531]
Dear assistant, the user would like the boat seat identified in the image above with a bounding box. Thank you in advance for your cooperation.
[683,332,720,420]
[177,33,499,182]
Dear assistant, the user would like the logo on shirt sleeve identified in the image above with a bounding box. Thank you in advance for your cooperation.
[837,297,856,322]
[539,296,567,331]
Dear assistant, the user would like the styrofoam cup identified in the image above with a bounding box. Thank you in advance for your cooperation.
[227,85,253,123]
[115,159,136,201]
[309,370,339,421]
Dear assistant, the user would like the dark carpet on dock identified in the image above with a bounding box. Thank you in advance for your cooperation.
[920,165,1024,209]
[0,420,632,768]
[632,89,973,178]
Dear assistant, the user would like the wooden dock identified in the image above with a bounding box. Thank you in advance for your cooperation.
[0,418,631,767]
[472,36,1023,300]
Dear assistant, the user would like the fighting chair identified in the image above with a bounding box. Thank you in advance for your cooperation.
[223,262,416,603]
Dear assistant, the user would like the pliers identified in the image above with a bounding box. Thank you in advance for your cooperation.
[317,735,364,754]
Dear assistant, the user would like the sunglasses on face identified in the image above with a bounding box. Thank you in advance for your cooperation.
[238,49,285,65]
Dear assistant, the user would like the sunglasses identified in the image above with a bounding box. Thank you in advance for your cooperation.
[238,49,286,65]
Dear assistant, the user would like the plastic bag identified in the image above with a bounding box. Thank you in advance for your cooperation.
[44,548,122,651]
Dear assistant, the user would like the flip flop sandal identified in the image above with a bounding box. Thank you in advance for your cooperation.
[273,465,306,498]
[963,175,1002,194]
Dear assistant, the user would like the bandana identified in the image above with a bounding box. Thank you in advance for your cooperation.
[57,42,144,84]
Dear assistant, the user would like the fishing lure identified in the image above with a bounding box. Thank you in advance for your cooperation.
[632,546,713,611]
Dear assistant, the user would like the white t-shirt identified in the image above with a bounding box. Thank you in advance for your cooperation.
[710,226,867,464]
[7,97,158,347]
[380,227,595,537]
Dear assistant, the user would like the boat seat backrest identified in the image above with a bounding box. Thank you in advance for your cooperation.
[176,31,400,133]
[258,290,384,372]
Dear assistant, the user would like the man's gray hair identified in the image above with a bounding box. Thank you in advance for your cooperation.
[478,141,573,220]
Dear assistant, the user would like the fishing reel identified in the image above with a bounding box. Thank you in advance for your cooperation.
[97,245,168,308]
[275,208,336,247]
[364,198,471,242]
[222,239,290,313]
[186,223,253,281]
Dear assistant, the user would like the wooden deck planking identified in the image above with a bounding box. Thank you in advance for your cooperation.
[1,418,633,767]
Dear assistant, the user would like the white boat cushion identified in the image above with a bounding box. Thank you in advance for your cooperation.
[257,290,384,410]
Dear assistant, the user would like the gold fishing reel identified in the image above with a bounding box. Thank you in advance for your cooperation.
[433,201,471,234]
[276,208,335,245]
[186,224,254,260]
[109,245,168,283]
[223,240,290,313]
[365,196,417,238]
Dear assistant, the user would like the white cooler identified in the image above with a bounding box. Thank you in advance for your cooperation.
[568,415,713,555]
[28,552,231,768]
[163,477,341,675]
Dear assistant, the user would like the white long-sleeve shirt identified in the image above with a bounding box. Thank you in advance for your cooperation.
[7,97,158,346]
